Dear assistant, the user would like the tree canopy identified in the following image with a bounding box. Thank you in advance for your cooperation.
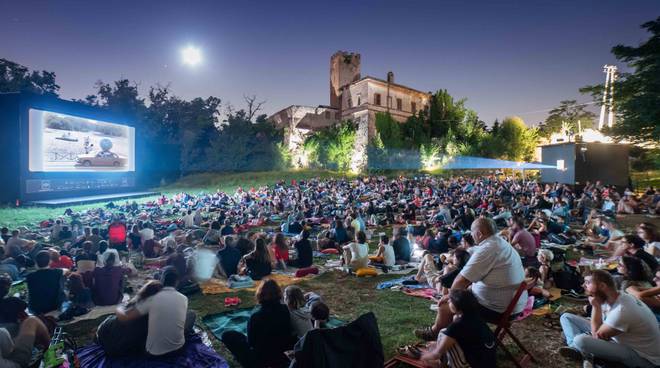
[539,100,595,137]
[0,58,60,97]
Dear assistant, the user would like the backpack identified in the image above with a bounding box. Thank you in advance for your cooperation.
[547,233,575,245]
[552,263,583,292]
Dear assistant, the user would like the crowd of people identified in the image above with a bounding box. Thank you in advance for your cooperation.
[0,174,658,367]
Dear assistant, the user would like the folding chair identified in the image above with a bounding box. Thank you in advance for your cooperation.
[384,354,425,368]
[385,282,537,368]
[489,281,537,368]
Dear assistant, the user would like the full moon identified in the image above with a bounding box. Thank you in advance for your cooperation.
[181,45,202,66]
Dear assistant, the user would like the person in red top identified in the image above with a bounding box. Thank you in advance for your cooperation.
[108,220,127,251]
[49,248,73,269]
[271,233,290,270]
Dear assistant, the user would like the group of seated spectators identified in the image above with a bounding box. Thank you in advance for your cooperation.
[0,175,658,367]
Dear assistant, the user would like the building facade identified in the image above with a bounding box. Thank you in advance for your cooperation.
[268,51,430,170]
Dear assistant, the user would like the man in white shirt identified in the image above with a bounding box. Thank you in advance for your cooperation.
[139,224,155,243]
[415,217,526,340]
[559,270,660,367]
[116,266,194,356]
[182,210,195,228]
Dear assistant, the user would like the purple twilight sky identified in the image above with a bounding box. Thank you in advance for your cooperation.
[1,0,658,126]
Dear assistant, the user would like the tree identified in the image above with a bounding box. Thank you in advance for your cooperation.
[427,89,466,140]
[486,116,538,161]
[304,121,356,171]
[83,79,147,124]
[374,112,403,148]
[581,16,660,142]
[539,100,595,137]
[0,58,59,96]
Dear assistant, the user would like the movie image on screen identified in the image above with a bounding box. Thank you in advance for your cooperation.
[28,109,135,172]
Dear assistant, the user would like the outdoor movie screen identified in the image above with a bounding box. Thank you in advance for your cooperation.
[28,109,135,172]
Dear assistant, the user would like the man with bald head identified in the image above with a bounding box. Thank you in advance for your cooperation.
[415,217,527,340]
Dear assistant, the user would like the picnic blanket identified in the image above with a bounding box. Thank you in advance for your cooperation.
[76,334,228,368]
[376,276,429,290]
[203,307,344,340]
[401,288,436,300]
[200,273,313,295]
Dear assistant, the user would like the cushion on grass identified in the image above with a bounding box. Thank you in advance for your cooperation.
[355,267,378,277]
[320,248,339,255]
[295,267,319,278]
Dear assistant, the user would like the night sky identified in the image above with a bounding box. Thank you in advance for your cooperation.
[1,0,658,125]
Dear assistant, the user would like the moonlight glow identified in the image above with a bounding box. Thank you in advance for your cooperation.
[181,45,202,66]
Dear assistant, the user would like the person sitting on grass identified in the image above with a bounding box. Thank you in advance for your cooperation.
[617,256,654,293]
[415,251,441,291]
[289,230,313,269]
[115,266,195,357]
[0,316,51,368]
[417,289,496,368]
[284,285,322,339]
[392,227,411,264]
[558,270,660,367]
[270,233,289,270]
[525,266,551,298]
[614,235,658,273]
[216,236,241,278]
[626,270,660,320]
[92,252,130,306]
[437,249,471,296]
[67,272,93,309]
[239,237,272,280]
[636,222,659,257]
[536,249,553,288]
[202,221,223,246]
[98,280,162,357]
[288,300,331,367]
[458,233,475,254]
[342,231,369,272]
[369,234,395,271]
[48,247,73,270]
[26,250,66,315]
[0,273,27,332]
[414,218,526,341]
[221,279,294,368]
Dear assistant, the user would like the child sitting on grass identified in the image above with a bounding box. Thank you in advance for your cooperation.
[525,267,551,298]
[537,249,554,288]
[369,234,395,271]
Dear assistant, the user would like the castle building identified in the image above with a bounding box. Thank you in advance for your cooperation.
[268,51,430,169]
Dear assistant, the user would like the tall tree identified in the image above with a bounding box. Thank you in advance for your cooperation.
[485,116,538,161]
[539,100,595,137]
[0,58,59,96]
[581,16,660,142]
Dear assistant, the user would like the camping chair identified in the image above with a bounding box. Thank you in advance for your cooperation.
[384,282,537,368]
[489,281,537,368]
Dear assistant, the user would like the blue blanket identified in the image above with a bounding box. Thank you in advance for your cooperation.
[376,275,429,290]
[76,334,228,368]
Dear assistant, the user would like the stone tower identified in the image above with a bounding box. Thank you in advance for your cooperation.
[330,51,361,110]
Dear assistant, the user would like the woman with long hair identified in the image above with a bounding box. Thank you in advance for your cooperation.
[271,233,289,270]
[222,279,294,368]
[618,256,653,292]
[241,237,272,280]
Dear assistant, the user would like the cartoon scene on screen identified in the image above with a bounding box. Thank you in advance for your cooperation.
[41,111,131,171]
